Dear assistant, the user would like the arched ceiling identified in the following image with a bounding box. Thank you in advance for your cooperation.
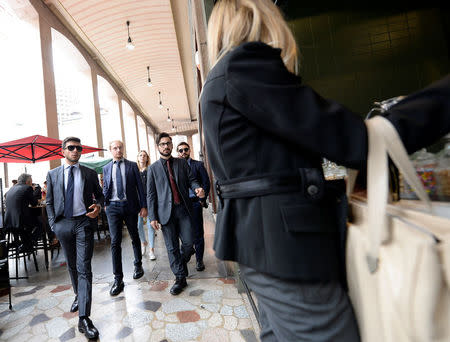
[43,0,199,135]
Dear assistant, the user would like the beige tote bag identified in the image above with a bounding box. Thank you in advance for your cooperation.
[346,116,450,342]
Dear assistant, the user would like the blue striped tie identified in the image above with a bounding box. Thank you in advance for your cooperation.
[116,160,124,200]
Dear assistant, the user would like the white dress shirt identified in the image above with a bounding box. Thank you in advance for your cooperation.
[110,158,127,201]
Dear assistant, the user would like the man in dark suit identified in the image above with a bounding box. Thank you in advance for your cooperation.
[46,136,103,340]
[4,173,38,252]
[177,142,210,271]
[102,140,147,296]
[147,133,205,295]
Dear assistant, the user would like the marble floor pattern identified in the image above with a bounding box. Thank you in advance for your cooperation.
[0,210,261,341]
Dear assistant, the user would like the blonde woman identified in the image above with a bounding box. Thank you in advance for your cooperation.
[201,0,450,341]
[137,150,156,260]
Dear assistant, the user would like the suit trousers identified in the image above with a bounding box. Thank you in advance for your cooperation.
[53,216,94,317]
[239,264,360,342]
[161,204,194,279]
[106,201,142,281]
[191,200,205,262]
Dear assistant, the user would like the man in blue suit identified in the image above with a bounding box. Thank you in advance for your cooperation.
[147,133,205,295]
[102,140,147,296]
[46,137,103,340]
[177,142,210,271]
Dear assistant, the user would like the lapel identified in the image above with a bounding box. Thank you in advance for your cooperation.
[79,165,87,194]
[124,159,130,180]
[57,165,64,198]
[157,159,165,178]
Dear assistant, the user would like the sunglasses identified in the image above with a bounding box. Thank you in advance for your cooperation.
[66,145,83,152]
[178,148,189,153]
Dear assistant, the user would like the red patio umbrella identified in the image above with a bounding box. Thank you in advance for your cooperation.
[0,135,105,163]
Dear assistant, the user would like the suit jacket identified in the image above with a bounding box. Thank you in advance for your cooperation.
[46,164,104,229]
[147,157,201,225]
[200,41,450,281]
[102,159,146,214]
[188,159,210,199]
[5,184,38,229]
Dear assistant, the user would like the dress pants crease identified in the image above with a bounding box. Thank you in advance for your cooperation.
[106,201,142,281]
[161,204,194,278]
[54,216,94,317]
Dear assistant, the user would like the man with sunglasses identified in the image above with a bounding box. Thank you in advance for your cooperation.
[46,137,104,340]
[147,133,205,295]
[177,142,210,272]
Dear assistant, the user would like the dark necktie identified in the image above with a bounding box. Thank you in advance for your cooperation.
[115,160,125,200]
[167,159,181,205]
[64,165,74,218]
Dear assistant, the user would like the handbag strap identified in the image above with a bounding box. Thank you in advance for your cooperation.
[365,116,433,272]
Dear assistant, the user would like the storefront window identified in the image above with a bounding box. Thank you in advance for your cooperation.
[122,100,138,161]
[98,75,121,157]
[193,133,200,160]
[137,116,148,153]
[147,129,157,164]
[52,28,97,156]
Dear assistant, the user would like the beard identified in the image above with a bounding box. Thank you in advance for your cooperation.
[159,150,171,157]
[66,155,80,163]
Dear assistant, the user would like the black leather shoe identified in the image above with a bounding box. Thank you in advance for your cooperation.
[133,265,144,279]
[196,260,205,272]
[70,295,78,312]
[78,317,99,339]
[110,279,124,296]
[170,277,187,295]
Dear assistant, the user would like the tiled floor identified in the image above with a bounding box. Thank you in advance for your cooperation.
[0,210,261,341]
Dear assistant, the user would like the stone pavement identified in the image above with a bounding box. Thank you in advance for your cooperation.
[0,209,261,341]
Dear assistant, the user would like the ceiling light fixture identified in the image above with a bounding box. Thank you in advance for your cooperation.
[167,108,171,122]
[126,20,135,50]
[158,91,163,109]
[171,119,176,131]
[146,66,152,86]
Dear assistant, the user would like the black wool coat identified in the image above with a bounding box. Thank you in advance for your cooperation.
[200,41,450,281]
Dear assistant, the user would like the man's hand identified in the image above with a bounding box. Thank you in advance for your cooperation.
[86,204,101,219]
[150,220,161,230]
[195,187,205,198]
[139,208,148,217]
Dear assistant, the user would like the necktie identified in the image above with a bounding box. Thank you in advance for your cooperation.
[64,165,74,218]
[115,160,124,200]
[167,159,181,205]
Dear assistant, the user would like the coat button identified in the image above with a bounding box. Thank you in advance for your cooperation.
[307,185,319,196]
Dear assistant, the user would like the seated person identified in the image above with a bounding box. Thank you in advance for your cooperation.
[4,173,38,252]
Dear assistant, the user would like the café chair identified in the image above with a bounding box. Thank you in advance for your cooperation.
[5,227,39,279]
[0,240,12,310]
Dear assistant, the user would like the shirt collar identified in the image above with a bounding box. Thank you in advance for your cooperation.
[64,162,79,170]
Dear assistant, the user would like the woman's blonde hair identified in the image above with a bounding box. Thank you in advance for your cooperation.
[136,150,150,171]
[207,0,299,74]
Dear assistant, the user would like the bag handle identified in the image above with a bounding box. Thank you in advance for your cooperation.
[365,116,433,273]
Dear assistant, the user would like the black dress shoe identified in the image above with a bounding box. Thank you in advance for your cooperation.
[196,260,205,272]
[78,316,99,339]
[70,295,78,312]
[170,277,187,295]
[110,279,124,296]
[133,265,144,279]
